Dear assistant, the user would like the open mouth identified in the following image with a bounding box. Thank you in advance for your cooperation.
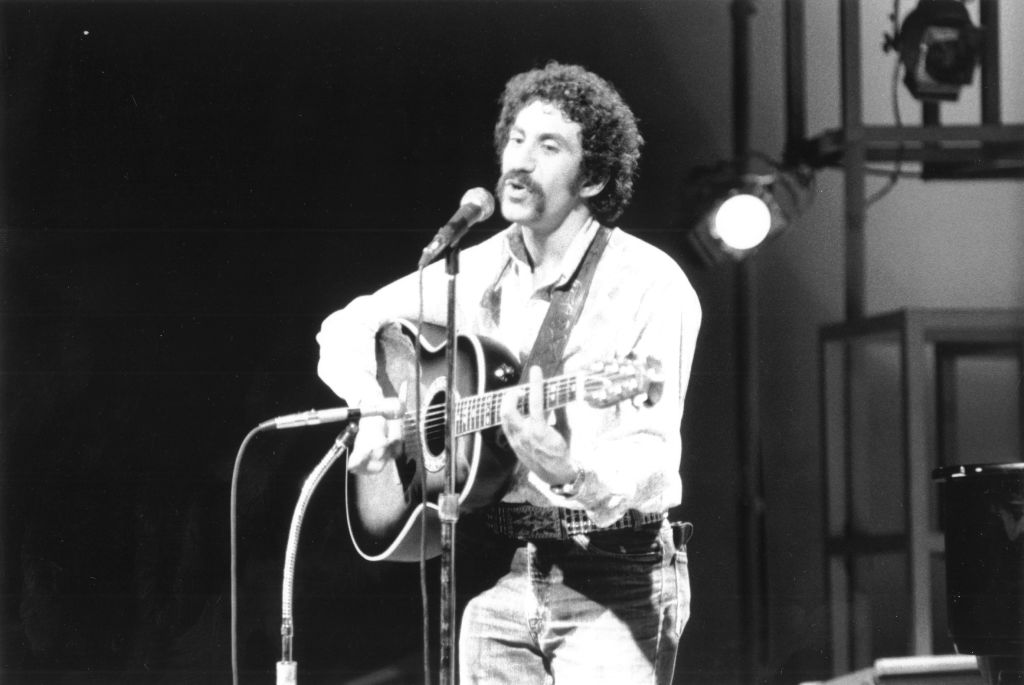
[503,177,533,201]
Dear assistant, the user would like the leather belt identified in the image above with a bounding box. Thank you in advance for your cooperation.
[486,502,666,541]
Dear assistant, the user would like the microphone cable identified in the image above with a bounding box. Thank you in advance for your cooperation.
[230,423,270,685]
[415,265,431,685]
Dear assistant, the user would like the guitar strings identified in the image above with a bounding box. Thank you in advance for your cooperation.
[412,375,576,433]
[406,371,634,435]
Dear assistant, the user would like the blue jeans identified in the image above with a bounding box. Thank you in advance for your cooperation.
[458,520,691,684]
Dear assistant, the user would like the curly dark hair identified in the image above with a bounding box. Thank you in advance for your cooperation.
[493,62,643,225]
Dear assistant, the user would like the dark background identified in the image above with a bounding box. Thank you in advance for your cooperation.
[1,1,750,683]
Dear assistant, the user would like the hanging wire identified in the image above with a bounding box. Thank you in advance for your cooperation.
[230,424,268,685]
[867,0,907,207]
[416,266,430,685]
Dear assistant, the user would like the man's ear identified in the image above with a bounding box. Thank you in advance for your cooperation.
[579,174,608,199]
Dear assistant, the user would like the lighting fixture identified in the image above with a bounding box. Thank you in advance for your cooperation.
[684,172,789,266]
[895,0,981,102]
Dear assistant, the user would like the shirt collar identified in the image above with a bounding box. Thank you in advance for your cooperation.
[503,217,601,291]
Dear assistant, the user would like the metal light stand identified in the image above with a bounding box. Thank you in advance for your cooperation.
[438,244,462,685]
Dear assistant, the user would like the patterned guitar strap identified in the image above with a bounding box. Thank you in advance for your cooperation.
[521,224,613,438]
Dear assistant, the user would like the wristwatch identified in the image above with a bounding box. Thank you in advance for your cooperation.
[550,468,586,498]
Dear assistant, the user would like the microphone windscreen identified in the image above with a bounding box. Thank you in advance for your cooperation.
[460,187,495,221]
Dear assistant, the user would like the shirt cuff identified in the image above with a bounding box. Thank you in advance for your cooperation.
[552,467,631,527]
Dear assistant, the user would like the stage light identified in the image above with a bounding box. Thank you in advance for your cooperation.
[685,173,788,266]
[895,0,980,102]
[712,192,773,251]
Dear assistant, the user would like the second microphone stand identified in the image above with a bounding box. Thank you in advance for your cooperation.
[438,243,462,685]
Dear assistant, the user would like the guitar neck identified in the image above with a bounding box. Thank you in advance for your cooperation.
[453,373,579,437]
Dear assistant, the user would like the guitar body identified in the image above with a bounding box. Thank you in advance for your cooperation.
[346,320,521,562]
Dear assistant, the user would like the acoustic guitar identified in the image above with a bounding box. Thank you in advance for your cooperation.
[346,319,663,562]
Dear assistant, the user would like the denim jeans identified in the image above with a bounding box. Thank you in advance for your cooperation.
[458,520,691,684]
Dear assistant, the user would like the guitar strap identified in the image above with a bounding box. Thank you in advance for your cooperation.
[522,224,613,378]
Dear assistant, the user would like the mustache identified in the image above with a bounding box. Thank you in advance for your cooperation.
[496,171,544,198]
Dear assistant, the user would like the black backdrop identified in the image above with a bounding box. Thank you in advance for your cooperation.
[1,2,735,683]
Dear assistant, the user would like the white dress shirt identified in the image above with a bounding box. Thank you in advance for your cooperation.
[317,219,701,526]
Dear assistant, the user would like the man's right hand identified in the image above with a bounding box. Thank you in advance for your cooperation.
[347,414,405,475]
[346,382,407,475]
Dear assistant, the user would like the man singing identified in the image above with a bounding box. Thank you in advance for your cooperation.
[317,61,701,684]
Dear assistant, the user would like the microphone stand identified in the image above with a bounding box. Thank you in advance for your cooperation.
[438,243,462,685]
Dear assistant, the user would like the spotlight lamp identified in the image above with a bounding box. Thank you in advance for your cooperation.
[685,172,790,266]
[893,0,981,102]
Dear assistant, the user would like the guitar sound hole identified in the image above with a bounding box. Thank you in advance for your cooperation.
[424,390,447,457]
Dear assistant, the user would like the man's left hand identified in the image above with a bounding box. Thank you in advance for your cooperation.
[500,365,577,486]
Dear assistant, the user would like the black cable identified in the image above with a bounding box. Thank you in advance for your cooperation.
[416,266,430,685]
[230,423,271,685]
[867,0,907,207]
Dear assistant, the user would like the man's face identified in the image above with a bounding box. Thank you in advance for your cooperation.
[496,99,599,235]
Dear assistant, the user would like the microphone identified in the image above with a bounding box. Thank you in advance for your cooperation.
[418,187,495,268]
[260,397,404,430]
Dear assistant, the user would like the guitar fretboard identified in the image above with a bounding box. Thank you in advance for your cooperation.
[405,361,651,444]
[454,374,580,436]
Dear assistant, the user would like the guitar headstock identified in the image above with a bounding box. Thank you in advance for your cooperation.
[581,354,664,409]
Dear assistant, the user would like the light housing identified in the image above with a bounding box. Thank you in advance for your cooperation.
[897,0,981,102]
[684,172,789,266]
